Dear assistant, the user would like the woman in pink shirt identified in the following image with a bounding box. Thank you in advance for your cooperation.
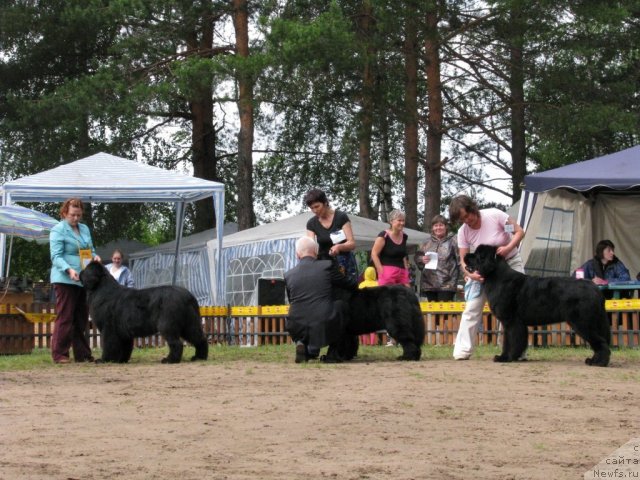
[449,195,525,360]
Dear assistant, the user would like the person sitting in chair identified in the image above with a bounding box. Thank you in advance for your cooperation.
[575,239,632,299]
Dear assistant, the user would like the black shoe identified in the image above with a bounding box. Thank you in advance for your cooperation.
[295,343,308,363]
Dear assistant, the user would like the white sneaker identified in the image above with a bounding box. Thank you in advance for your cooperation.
[454,355,471,360]
[385,340,394,347]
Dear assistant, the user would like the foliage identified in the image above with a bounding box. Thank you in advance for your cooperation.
[527,1,640,169]
[2,238,51,281]
[0,0,639,237]
[254,2,362,220]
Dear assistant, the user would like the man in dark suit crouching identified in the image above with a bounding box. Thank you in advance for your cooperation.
[285,236,357,363]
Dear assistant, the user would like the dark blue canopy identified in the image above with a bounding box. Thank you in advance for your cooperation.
[524,145,640,193]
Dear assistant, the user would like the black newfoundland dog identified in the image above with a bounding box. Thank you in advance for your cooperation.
[464,245,611,367]
[336,285,425,361]
[80,261,208,363]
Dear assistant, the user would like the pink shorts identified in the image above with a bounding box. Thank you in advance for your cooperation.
[378,266,409,286]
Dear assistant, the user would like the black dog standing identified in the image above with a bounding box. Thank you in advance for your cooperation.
[80,261,208,363]
[464,245,611,367]
[336,285,425,361]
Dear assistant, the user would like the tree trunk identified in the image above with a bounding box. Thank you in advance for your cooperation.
[423,7,443,224]
[403,5,419,230]
[379,107,392,222]
[356,0,375,219]
[509,9,526,204]
[187,12,217,233]
[233,0,256,230]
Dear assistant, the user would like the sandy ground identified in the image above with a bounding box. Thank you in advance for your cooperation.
[1,351,639,480]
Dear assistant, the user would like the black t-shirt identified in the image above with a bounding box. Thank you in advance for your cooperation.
[377,230,408,268]
[306,210,350,260]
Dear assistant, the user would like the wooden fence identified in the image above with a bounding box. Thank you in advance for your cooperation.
[1,300,639,355]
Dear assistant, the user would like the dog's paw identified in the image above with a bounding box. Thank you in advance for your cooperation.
[585,357,609,367]
[319,354,343,364]
[397,355,417,361]
[493,354,511,362]
[397,351,421,361]
[161,357,181,364]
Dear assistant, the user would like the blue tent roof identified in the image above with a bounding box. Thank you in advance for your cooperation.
[524,145,640,193]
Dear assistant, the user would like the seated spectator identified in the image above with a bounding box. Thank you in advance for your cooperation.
[575,239,632,299]
[104,249,135,288]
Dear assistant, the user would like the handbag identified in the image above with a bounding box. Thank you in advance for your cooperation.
[336,251,358,281]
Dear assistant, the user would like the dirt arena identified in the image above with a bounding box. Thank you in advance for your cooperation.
[0,350,639,480]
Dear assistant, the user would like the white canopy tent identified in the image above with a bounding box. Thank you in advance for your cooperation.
[0,152,225,285]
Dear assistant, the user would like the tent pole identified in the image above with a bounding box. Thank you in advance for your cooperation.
[214,191,225,305]
[4,236,13,278]
[172,202,186,286]
[0,233,5,279]
[0,194,9,278]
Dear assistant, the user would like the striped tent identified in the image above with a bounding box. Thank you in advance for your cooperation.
[130,224,238,306]
[0,152,225,283]
[209,213,431,306]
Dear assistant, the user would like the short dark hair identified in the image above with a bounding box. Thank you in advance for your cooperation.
[431,214,448,227]
[449,195,479,224]
[303,189,329,207]
[595,239,615,259]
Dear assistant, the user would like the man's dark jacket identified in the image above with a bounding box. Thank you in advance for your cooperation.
[285,256,357,351]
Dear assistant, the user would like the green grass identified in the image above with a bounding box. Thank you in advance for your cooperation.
[0,344,638,372]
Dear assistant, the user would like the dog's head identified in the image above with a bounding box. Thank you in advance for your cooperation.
[464,244,501,277]
[79,261,110,291]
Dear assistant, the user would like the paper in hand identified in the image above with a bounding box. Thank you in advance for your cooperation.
[423,252,438,270]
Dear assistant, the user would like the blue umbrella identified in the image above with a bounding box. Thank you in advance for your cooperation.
[0,205,59,278]
[0,205,58,241]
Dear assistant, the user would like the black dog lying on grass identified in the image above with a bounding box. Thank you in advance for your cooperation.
[335,285,425,361]
[464,245,611,367]
[80,261,208,363]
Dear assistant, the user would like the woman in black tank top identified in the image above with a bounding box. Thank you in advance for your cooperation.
[370,209,410,286]
[303,189,357,280]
